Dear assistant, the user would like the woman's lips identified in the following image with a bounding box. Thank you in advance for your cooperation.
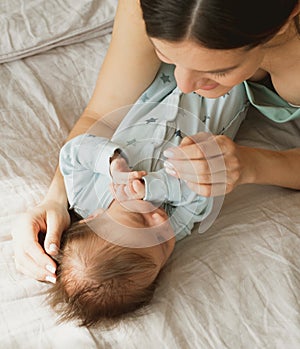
[197,83,219,91]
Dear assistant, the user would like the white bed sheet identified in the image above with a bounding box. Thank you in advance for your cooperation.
[1,2,300,349]
[0,0,117,63]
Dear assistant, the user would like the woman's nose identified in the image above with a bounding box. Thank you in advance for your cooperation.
[174,66,210,93]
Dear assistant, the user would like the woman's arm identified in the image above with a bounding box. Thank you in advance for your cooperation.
[12,0,161,282]
[236,145,300,189]
[45,0,161,210]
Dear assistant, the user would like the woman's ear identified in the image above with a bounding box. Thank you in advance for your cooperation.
[79,208,105,223]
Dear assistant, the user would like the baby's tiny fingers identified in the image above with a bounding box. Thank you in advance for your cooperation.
[128,170,147,180]
[132,180,145,198]
[112,183,129,201]
[124,182,138,199]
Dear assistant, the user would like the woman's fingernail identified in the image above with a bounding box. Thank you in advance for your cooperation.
[49,243,58,253]
[46,264,56,274]
[163,150,174,158]
[45,275,56,284]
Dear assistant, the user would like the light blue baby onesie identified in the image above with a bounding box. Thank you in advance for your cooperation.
[244,80,300,122]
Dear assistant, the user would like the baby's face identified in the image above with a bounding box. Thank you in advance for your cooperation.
[86,199,176,271]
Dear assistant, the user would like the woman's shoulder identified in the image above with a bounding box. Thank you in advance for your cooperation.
[86,0,161,118]
[248,67,300,107]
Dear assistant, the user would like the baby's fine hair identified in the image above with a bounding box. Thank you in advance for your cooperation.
[47,220,158,328]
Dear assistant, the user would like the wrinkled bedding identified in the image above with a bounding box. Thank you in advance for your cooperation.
[1,1,300,348]
[0,0,117,63]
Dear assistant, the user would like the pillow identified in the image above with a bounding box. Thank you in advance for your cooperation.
[0,0,117,63]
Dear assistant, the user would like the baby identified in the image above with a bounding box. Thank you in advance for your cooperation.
[48,133,211,328]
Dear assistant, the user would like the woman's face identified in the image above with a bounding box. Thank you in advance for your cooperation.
[151,38,265,98]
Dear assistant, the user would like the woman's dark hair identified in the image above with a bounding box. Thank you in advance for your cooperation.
[140,0,300,49]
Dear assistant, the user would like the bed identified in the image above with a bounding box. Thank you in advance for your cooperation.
[1,1,300,348]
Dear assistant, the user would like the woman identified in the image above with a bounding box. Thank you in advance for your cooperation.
[12,0,300,283]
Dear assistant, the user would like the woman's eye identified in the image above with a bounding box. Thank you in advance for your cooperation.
[213,71,228,78]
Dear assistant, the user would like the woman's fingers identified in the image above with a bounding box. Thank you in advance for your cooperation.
[164,156,226,180]
[185,181,227,197]
[14,250,56,283]
[164,134,221,160]
[44,206,70,256]
[165,168,227,184]
[163,134,243,196]
[14,239,57,282]
[14,251,56,283]
[11,202,70,282]
[164,160,228,196]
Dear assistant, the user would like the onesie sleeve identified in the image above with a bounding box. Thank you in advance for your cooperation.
[60,134,125,178]
[142,169,182,205]
[164,195,213,241]
[142,168,213,241]
[59,134,124,217]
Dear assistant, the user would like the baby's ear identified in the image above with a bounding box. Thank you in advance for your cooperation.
[79,208,105,223]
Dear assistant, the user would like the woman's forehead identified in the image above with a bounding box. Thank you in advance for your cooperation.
[151,37,252,69]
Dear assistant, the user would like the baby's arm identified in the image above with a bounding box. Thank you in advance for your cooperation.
[111,165,192,205]
[143,169,213,240]
[142,169,183,205]
[164,192,213,241]
[59,134,122,216]
[60,134,122,178]
[60,134,146,215]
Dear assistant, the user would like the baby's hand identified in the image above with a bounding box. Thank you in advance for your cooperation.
[110,156,146,184]
[111,179,146,202]
[110,154,146,201]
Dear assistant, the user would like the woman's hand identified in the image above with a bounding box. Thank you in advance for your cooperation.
[163,132,248,197]
[11,201,70,283]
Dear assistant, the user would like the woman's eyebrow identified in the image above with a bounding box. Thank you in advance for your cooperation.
[151,41,240,73]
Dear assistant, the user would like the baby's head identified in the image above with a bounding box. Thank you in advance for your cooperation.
[48,199,175,327]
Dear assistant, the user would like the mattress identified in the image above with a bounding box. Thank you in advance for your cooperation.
[1,1,300,348]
